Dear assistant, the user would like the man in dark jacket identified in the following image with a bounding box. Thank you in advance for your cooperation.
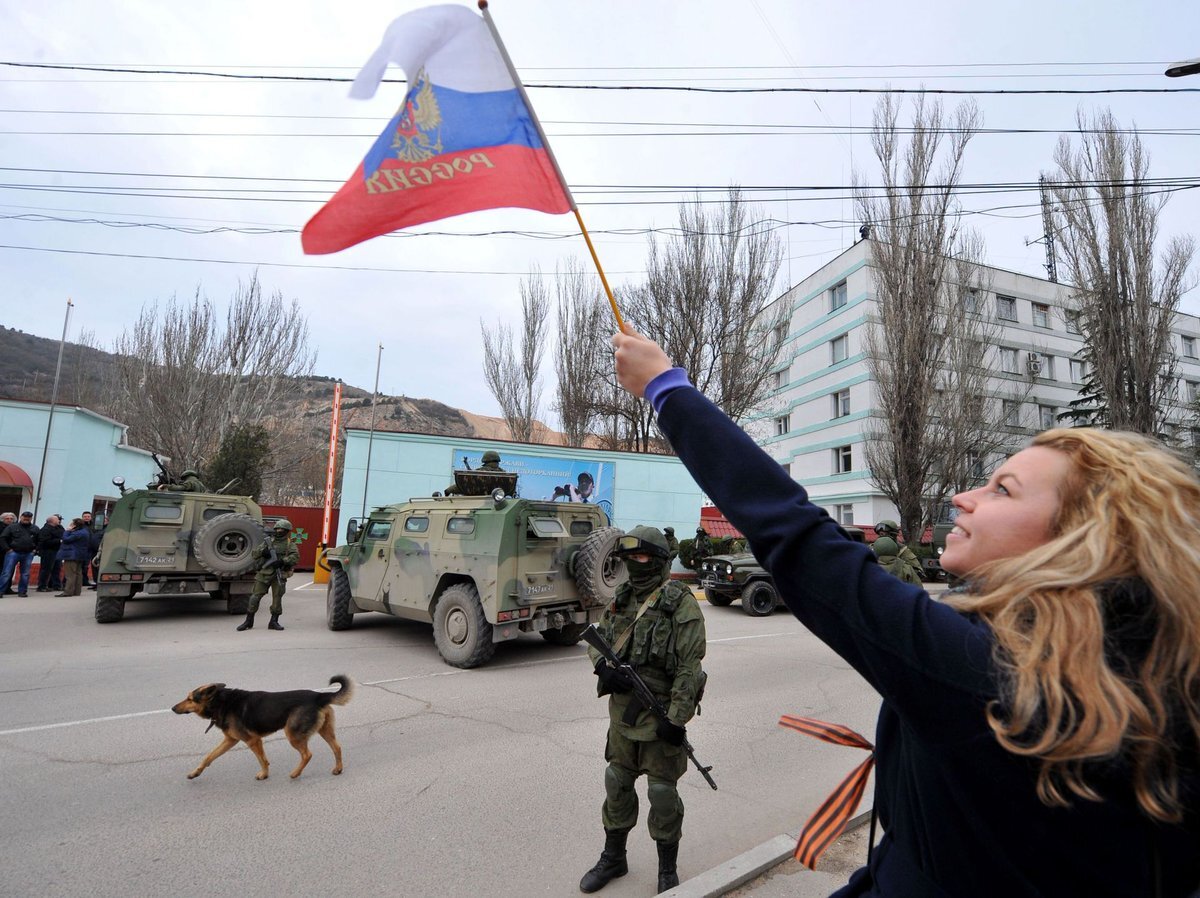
[1,511,41,597]
[80,511,103,588]
[36,514,64,592]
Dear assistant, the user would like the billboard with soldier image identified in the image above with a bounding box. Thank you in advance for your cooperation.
[451,448,615,521]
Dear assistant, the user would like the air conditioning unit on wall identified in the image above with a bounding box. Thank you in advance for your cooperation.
[1026,352,1042,376]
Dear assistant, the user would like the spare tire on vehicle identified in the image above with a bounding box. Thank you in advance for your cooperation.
[573,526,627,607]
[193,513,262,576]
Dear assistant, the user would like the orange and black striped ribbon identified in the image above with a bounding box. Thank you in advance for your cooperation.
[779,713,875,870]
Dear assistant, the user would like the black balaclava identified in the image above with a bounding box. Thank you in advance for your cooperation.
[625,557,667,596]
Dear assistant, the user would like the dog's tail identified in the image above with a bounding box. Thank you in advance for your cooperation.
[327,675,355,706]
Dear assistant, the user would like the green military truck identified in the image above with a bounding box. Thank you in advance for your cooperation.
[93,476,266,623]
[323,469,625,669]
[699,526,866,616]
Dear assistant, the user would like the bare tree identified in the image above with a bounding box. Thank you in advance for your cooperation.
[105,274,315,470]
[858,92,994,542]
[1047,108,1195,436]
[552,258,608,446]
[480,270,550,443]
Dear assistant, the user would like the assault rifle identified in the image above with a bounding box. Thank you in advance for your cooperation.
[582,625,717,790]
[261,536,286,587]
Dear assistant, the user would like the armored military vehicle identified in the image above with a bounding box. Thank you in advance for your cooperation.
[323,468,624,669]
[699,526,865,616]
[93,476,266,623]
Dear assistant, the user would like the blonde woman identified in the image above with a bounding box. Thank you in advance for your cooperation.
[613,327,1199,898]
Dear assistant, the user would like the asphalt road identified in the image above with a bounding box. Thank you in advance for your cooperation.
[0,582,881,898]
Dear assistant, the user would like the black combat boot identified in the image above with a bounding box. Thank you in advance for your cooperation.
[579,829,629,893]
[236,613,255,631]
[268,614,285,631]
[656,841,680,893]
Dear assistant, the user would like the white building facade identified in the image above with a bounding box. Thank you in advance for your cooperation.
[755,240,1200,529]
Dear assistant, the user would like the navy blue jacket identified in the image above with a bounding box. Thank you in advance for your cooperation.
[56,528,91,563]
[656,383,1200,897]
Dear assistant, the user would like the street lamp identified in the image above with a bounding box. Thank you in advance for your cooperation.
[1165,58,1200,78]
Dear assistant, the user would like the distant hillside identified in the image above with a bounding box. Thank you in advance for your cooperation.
[0,325,560,451]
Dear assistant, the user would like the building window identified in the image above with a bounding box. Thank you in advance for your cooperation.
[773,323,788,348]
[773,414,790,437]
[781,462,791,478]
[830,334,849,364]
[1183,335,1197,359]
[771,368,788,390]
[1162,376,1179,400]
[1002,399,1021,427]
[967,450,984,480]
[1000,347,1019,374]
[1039,405,1056,430]
[1039,354,1055,380]
[833,445,853,474]
[1070,358,1089,383]
[830,280,848,311]
[1188,381,1199,403]
[1066,311,1081,335]
[832,389,851,418]
[835,504,855,525]
[1031,302,1051,328]
[964,289,979,315]
[997,295,1017,321]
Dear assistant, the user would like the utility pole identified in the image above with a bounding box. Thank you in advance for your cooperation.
[1037,174,1058,284]
[33,298,73,521]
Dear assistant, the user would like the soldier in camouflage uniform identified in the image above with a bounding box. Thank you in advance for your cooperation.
[663,527,678,564]
[157,469,208,492]
[236,519,299,632]
[873,520,922,583]
[581,525,707,894]
[692,526,712,562]
[444,450,503,496]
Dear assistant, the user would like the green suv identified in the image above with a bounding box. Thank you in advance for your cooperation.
[322,470,625,668]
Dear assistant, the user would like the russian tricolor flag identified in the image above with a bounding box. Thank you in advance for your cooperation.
[302,4,572,255]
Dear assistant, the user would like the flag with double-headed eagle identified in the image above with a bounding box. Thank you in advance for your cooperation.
[301,4,573,255]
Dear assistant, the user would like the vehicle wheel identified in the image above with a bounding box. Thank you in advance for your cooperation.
[193,513,261,576]
[95,595,125,623]
[573,526,626,606]
[326,568,355,631]
[741,580,778,617]
[433,583,494,669]
[541,622,587,645]
[703,587,735,607]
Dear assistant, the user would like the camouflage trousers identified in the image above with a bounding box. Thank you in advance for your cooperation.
[600,726,687,843]
[248,575,286,616]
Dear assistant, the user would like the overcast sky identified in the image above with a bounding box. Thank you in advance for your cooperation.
[2,1,1198,422]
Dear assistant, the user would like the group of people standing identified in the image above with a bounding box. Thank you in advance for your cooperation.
[0,510,101,597]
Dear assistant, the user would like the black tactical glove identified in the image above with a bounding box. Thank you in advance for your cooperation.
[656,718,686,747]
[594,659,633,696]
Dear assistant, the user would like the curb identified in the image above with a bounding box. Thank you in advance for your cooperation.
[662,809,872,898]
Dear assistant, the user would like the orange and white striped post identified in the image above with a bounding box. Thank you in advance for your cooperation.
[313,380,343,584]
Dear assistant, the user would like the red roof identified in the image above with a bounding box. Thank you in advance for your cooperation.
[699,506,743,539]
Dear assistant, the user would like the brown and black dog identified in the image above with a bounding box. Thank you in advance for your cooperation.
[172,675,354,781]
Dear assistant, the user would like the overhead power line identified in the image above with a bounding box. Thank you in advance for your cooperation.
[1,61,1197,95]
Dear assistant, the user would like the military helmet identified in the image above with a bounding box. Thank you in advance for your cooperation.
[481,450,501,464]
[272,518,293,532]
[612,525,670,560]
[874,520,900,537]
[696,526,707,535]
[663,526,675,537]
[181,469,199,478]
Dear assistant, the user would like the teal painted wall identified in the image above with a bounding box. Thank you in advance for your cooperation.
[0,400,159,522]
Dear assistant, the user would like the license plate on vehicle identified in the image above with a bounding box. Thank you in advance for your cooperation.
[136,555,173,565]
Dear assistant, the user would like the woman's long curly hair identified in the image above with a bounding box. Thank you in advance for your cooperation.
[943,427,1200,822]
